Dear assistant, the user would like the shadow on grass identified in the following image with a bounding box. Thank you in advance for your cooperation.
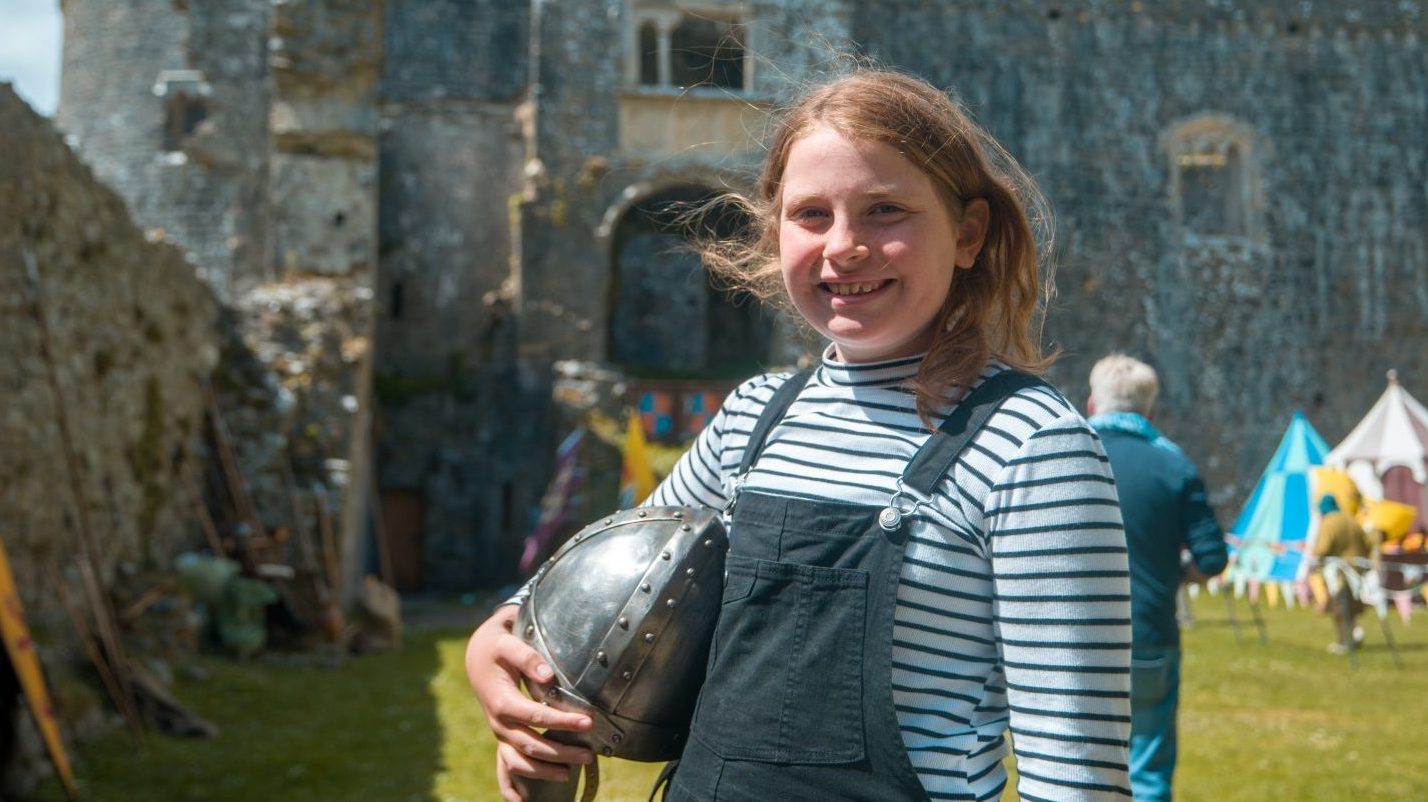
[28,632,450,802]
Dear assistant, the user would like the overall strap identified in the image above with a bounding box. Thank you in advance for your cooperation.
[902,370,1050,498]
[737,369,815,474]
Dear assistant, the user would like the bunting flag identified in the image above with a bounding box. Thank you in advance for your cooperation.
[518,428,586,576]
[1394,593,1414,625]
[619,410,656,509]
[1264,581,1281,608]
[0,539,77,800]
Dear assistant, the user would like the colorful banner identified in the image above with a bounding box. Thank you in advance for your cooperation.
[519,428,586,575]
[619,411,657,509]
[0,539,77,799]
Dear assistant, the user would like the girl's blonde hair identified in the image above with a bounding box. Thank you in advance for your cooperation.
[702,68,1057,426]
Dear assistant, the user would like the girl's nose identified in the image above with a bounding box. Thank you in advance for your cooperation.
[823,220,869,266]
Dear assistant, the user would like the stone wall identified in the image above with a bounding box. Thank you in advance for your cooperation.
[57,0,272,297]
[0,83,221,670]
[847,0,1428,509]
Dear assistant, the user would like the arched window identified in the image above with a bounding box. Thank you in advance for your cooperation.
[1166,116,1259,238]
[628,6,748,91]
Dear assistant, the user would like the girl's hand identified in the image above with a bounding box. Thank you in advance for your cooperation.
[466,605,594,799]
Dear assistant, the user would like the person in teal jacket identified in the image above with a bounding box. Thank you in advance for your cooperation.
[1088,354,1228,801]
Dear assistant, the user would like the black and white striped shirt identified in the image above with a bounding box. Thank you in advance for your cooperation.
[649,352,1132,801]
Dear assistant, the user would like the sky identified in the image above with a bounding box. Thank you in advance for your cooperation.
[0,0,63,116]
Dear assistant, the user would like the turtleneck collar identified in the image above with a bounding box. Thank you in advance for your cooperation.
[817,345,924,387]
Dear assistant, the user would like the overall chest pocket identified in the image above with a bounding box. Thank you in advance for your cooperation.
[694,554,869,764]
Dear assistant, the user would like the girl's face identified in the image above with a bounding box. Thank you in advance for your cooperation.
[777,125,986,363]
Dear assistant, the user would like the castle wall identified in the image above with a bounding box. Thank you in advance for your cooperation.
[0,83,221,674]
[373,0,548,591]
[851,1,1428,507]
[57,0,271,298]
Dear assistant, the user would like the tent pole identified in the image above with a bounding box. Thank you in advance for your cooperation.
[1248,596,1268,645]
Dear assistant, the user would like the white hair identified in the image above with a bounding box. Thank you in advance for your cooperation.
[1089,353,1159,416]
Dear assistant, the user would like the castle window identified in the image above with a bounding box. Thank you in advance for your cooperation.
[1166,116,1259,238]
[639,21,661,85]
[152,70,212,152]
[629,6,748,91]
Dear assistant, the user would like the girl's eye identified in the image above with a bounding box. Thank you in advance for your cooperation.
[788,207,828,221]
[871,203,904,216]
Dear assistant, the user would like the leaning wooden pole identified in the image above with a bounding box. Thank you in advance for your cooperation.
[22,248,143,742]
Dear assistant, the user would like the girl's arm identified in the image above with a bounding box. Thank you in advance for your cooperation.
[986,415,1133,800]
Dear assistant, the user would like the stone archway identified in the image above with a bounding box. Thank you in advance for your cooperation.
[605,184,772,377]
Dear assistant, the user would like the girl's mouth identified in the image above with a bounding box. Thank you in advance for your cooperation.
[822,280,890,297]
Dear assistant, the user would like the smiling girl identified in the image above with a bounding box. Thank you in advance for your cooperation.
[468,68,1132,801]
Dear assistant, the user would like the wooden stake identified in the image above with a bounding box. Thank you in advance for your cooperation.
[369,461,395,589]
[202,381,265,540]
[49,564,142,748]
[181,469,227,557]
[315,488,341,598]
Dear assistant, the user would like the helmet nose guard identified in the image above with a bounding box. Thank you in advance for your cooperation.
[518,506,728,762]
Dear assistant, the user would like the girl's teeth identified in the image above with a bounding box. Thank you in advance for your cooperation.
[830,282,881,295]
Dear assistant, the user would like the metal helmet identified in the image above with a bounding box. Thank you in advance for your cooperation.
[517,505,728,763]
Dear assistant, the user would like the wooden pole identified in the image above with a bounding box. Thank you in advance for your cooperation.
[23,248,141,743]
[49,564,142,747]
[369,461,395,589]
[181,469,227,557]
[202,381,265,540]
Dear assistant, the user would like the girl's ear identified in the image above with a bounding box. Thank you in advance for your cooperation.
[953,198,990,269]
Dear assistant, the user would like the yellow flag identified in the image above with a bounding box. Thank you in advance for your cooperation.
[1264,581,1281,608]
[0,539,77,800]
[619,411,656,508]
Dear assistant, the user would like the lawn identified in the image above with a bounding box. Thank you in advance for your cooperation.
[27,592,1426,801]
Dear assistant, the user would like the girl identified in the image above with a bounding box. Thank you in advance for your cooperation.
[467,68,1132,801]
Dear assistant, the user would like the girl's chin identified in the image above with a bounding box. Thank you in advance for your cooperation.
[828,333,933,363]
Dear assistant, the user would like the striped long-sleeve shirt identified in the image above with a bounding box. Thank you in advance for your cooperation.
[649,352,1132,801]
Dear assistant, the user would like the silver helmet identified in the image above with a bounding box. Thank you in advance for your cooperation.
[518,505,728,763]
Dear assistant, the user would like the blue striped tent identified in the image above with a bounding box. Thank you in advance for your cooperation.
[1227,411,1331,583]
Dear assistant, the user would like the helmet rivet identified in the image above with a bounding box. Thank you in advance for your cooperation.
[622,670,633,680]
[644,633,655,643]
[637,510,647,517]
[660,551,671,560]
[702,539,713,547]
[618,616,629,629]
[685,568,695,577]
[666,598,676,608]
[605,517,613,525]
[601,746,613,756]
[596,650,608,665]
[640,582,651,592]
[611,733,623,744]
[524,625,534,638]
[681,524,691,531]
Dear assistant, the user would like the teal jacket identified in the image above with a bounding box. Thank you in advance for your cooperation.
[1090,412,1228,647]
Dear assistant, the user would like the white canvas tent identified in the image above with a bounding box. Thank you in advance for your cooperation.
[1325,370,1428,534]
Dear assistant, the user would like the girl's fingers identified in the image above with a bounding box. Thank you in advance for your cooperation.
[498,742,578,783]
[489,688,594,736]
[501,725,595,766]
[495,750,528,802]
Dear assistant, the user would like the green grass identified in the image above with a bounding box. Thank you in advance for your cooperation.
[27,593,1427,801]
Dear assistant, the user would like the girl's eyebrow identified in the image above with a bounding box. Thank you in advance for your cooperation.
[782,187,906,207]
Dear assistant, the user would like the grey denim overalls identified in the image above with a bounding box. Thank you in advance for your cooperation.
[666,368,1046,801]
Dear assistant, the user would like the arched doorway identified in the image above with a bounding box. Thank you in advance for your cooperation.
[606,185,772,379]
